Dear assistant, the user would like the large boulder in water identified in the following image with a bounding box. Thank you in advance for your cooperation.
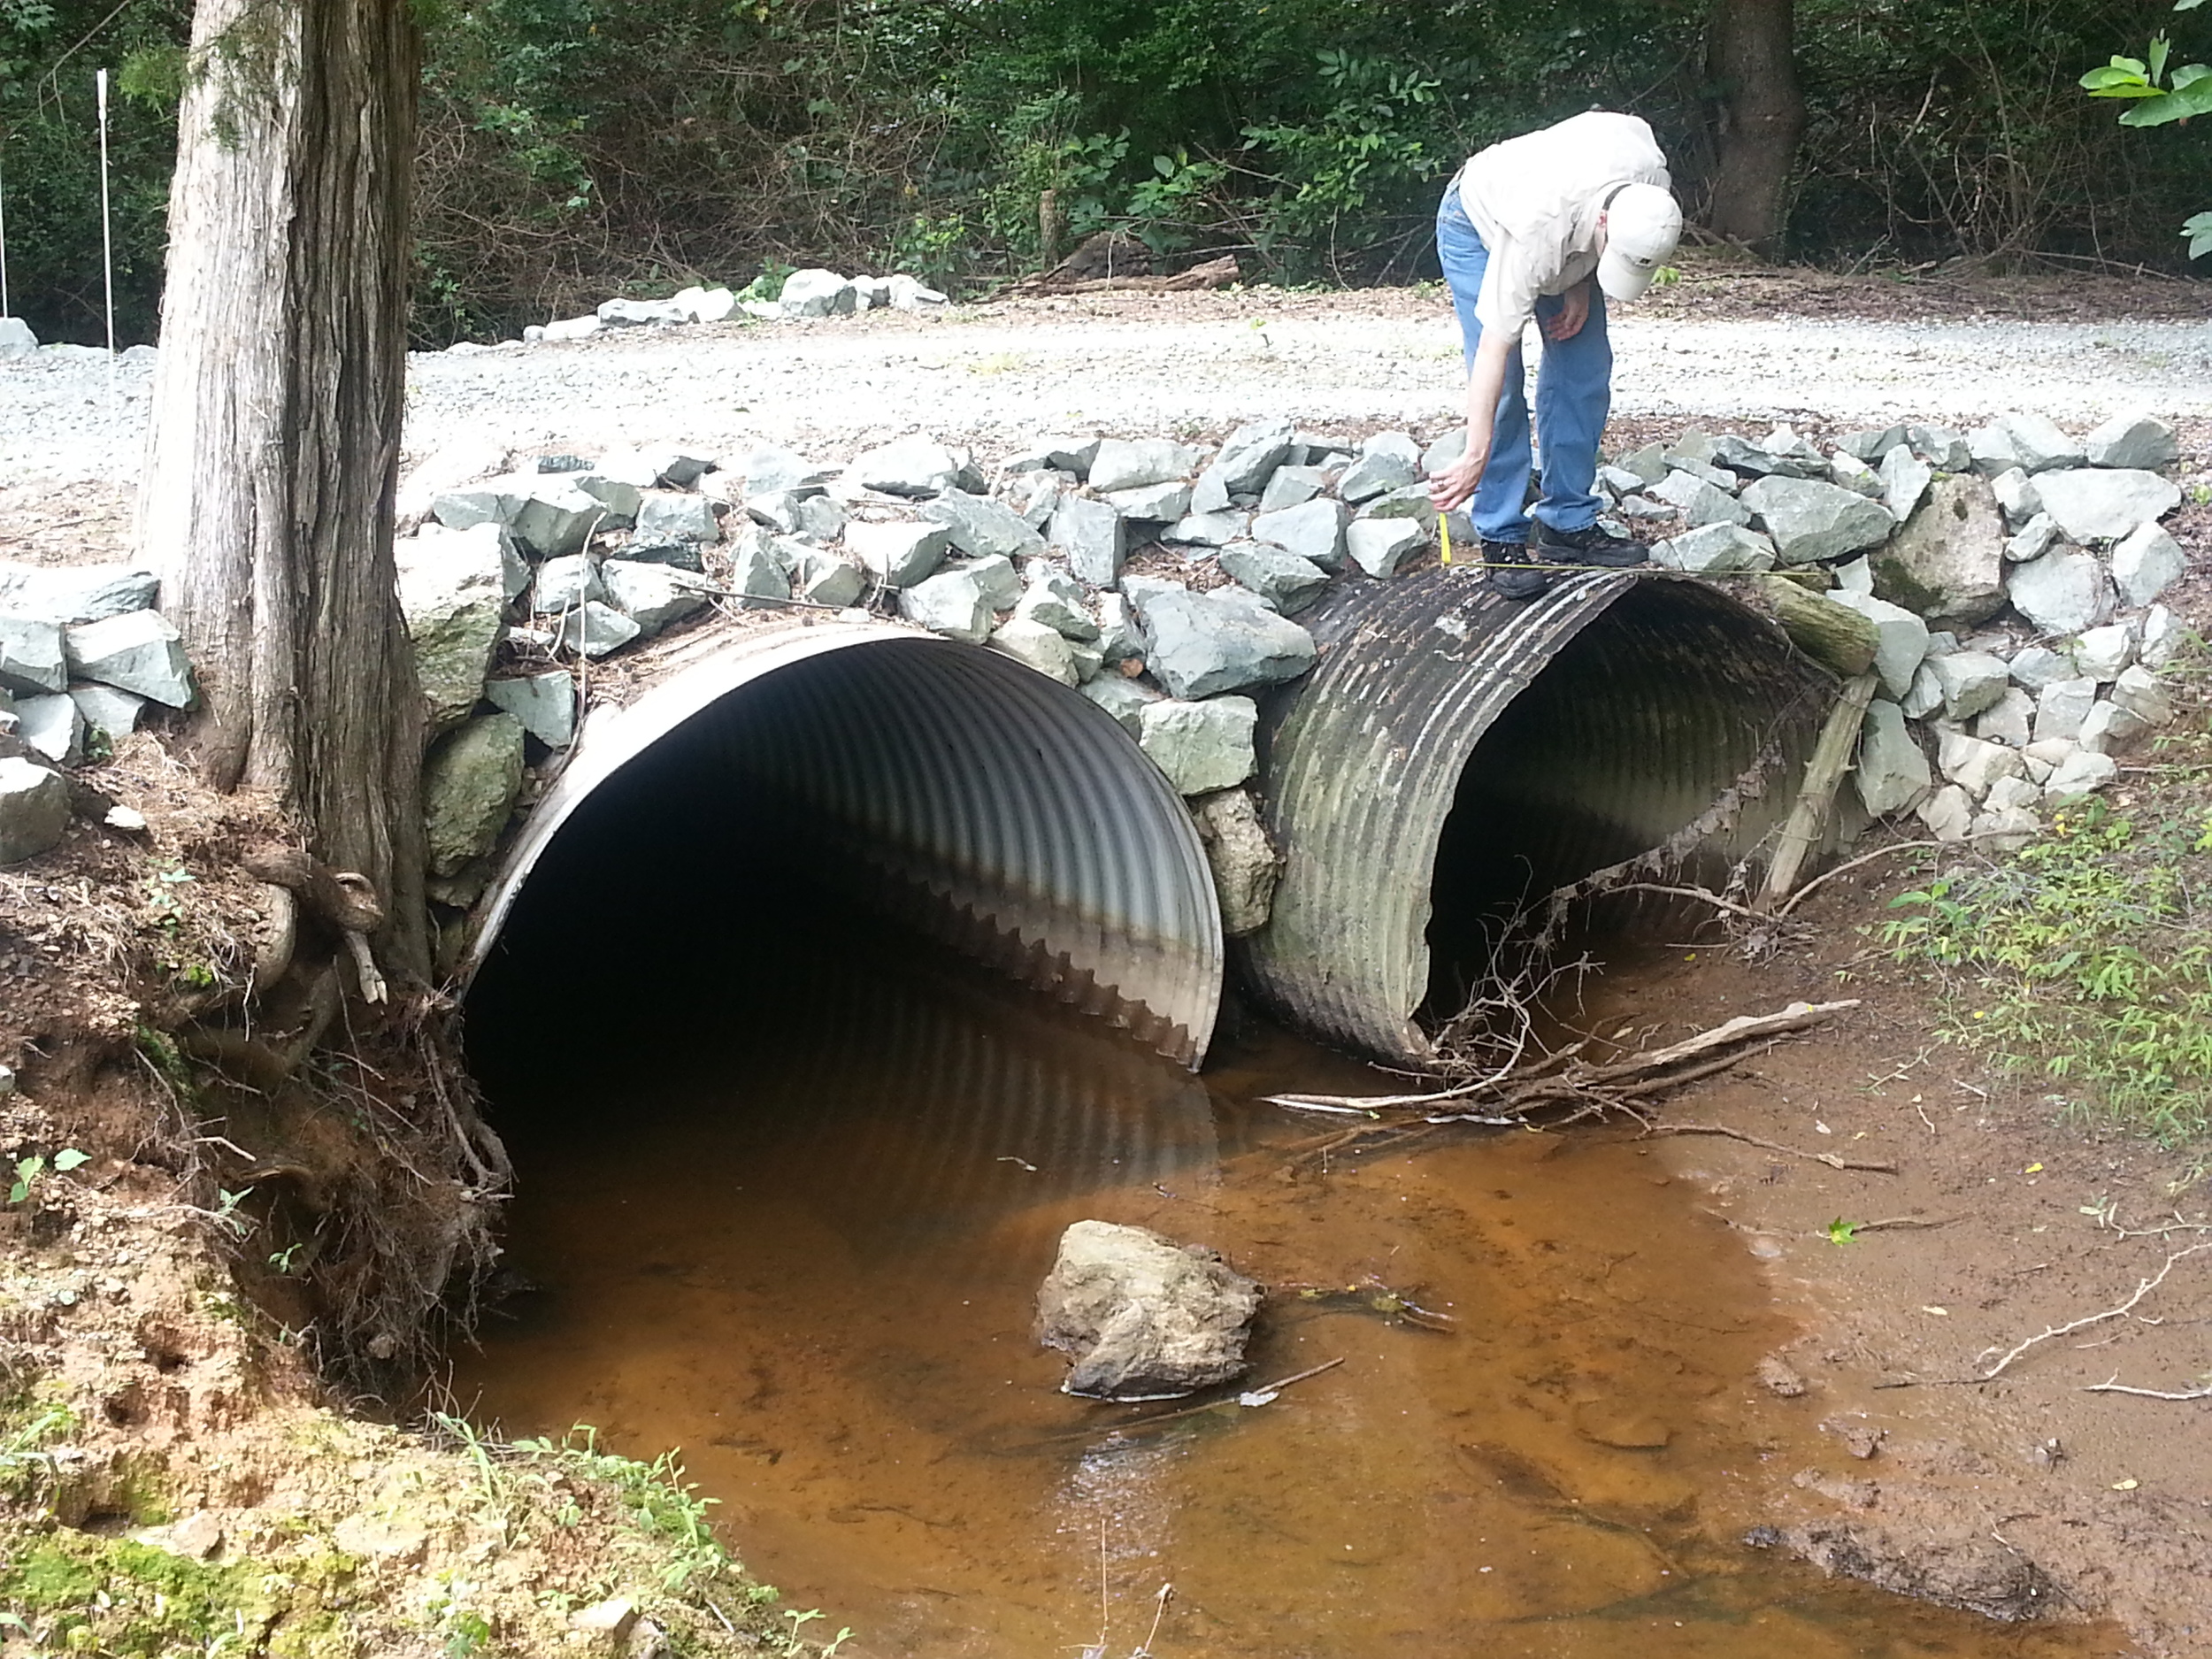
[1036,1220,1263,1400]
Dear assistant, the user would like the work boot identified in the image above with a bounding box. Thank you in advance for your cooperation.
[1481,540,1550,601]
[1536,519,1648,568]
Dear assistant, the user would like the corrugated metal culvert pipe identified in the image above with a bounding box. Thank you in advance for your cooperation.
[1240,568,1835,1065]
[465,621,1225,1065]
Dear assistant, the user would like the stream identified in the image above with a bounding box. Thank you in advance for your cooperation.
[457,911,2116,1658]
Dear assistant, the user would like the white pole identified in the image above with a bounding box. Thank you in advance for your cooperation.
[0,143,12,319]
[96,68,116,359]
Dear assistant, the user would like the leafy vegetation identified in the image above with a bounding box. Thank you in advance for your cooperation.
[1882,764,2212,1145]
[2082,0,2212,258]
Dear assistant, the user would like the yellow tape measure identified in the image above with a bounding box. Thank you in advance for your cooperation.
[1438,513,1453,566]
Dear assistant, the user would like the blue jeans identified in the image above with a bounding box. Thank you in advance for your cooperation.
[1434,185,1611,545]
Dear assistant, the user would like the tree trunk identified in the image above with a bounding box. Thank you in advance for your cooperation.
[140,0,428,980]
[1705,0,1804,257]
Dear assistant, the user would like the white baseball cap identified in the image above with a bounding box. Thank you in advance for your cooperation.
[1596,181,1683,303]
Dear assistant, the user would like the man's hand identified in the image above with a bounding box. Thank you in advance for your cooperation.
[1539,280,1592,342]
[1427,453,1484,512]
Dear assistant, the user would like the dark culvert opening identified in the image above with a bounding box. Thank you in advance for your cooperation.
[1421,579,1828,1022]
[463,628,1225,1103]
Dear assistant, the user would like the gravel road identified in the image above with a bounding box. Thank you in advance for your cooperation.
[8,289,2210,491]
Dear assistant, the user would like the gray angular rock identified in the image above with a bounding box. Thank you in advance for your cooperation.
[1927,651,2009,721]
[730,532,794,607]
[1210,419,1298,495]
[422,713,526,877]
[2071,624,2135,683]
[15,694,82,765]
[0,756,69,864]
[1346,518,1426,579]
[1190,787,1280,935]
[2008,645,2075,691]
[1833,557,1874,594]
[69,683,146,741]
[1878,444,1932,523]
[396,522,511,733]
[64,611,194,707]
[1250,498,1348,571]
[1651,522,1776,574]
[1871,473,2008,628]
[1827,451,1882,498]
[531,554,603,614]
[498,478,620,558]
[2003,512,2060,564]
[1901,660,1945,720]
[1107,480,1194,523]
[1649,469,1751,527]
[2031,468,2182,542]
[1081,674,1163,736]
[956,555,1022,611]
[2032,677,2098,744]
[2110,521,2185,609]
[1855,699,1932,818]
[1035,1219,1263,1400]
[633,492,720,544]
[921,489,1048,561]
[1973,687,2035,748]
[2140,605,2185,669]
[0,318,37,358]
[987,617,1079,684]
[1013,435,1103,476]
[485,670,576,749]
[793,548,864,608]
[1839,424,1909,464]
[1916,782,1976,841]
[0,615,67,695]
[1965,423,2025,476]
[2083,411,2180,470]
[601,560,710,637]
[780,269,857,317]
[1136,589,1317,699]
[1089,439,1202,493]
[1355,485,1440,534]
[1908,424,1971,472]
[900,570,993,643]
[2045,749,2119,801]
[1989,467,2041,526]
[1013,573,1098,641]
[1138,695,1257,795]
[1164,511,1246,548]
[1740,475,1897,565]
[851,435,962,497]
[1218,542,1330,614]
[1666,455,1742,493]
[1996,412,2085,473]
[1826,590,1931,698]
[1187,470,1233,516]
[1338,433,1420,503]
[1049,495,1126,588]
[740,445,833,496]
[2078,699,2148,755]
[2111,664,2172,728]
[0,564,159,626]
[596,296,687,326]
[743,490,809,534]
[1257,465,1329,513]
[1612,441,1669,484]
[1938,729,2027,799]
[885,274,949,311]
[555,601,642,658]
[2007,548,2114,636]
[1095,593,1145,662]
[848,520,952,588]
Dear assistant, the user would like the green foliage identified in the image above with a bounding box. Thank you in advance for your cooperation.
[2081,0,2211,257]
[7,1148,87,1205]
[1882,795,2212,1143]
[1824,1217,1860,1245]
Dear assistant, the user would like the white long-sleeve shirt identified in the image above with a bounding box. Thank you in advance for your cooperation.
[1456,112,1672,337]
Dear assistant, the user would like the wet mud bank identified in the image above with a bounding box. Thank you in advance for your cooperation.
[460,893,2124,1658]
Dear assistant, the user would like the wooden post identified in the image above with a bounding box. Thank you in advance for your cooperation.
[1758,671,1879,911]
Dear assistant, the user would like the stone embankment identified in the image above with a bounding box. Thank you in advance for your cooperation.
[0,403,2194,972]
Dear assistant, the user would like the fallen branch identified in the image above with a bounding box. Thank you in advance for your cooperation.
[2084,1375,2212,1401]
[1640,1122,1900,1173]
[1975,1241,2212,1382]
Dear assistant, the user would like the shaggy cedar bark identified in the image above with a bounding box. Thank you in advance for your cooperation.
[1705,0,1805,257]
[141,0,428,979]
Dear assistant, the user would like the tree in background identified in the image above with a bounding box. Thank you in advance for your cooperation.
[138,0,428,978]
[1704,0,1804,254]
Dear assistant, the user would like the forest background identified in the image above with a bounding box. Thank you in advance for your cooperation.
[1,0,2207,351]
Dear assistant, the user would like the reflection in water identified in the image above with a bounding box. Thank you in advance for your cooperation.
[460,917,2113,1659]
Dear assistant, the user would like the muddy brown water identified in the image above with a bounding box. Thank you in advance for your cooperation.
[457,918,2117,1658]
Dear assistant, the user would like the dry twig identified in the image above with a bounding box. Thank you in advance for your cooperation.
[1640,1122,1900,1173]
[1976,1241,2212,1382]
